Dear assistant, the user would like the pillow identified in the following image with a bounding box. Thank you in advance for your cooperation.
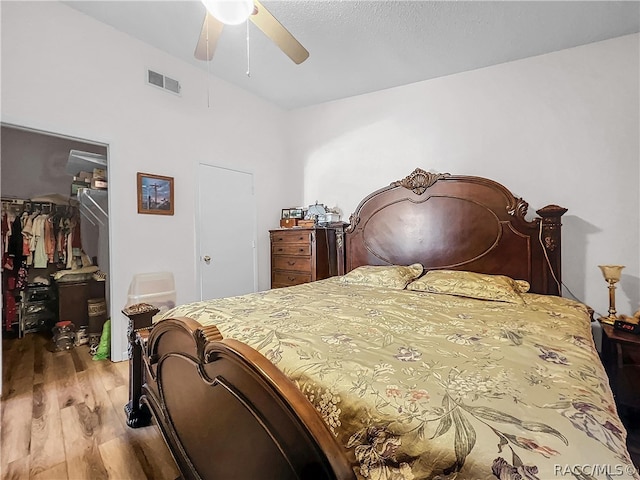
[514,279,530,293]
[340,263,424,289]
[406,270,525,304]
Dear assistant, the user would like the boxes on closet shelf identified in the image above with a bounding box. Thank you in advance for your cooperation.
[126,272,176,318]
[71,181,90,196]
[77,171,93,182]
[91,178,108,190]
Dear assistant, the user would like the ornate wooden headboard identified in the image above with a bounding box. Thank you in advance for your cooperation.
[344,168,567,295]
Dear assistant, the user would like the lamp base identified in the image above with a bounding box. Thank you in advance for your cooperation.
[598,315,618,326]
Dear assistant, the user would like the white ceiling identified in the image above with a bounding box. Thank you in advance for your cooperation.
[64,1,640,110]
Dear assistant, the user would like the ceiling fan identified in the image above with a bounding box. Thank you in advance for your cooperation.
[194,0,309,65]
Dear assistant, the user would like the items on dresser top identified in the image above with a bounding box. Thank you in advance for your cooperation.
[280,206,306,228]
[269,226,345,288]
[279,204,342,228]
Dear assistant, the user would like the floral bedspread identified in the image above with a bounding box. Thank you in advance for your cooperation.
[160,278,639,480]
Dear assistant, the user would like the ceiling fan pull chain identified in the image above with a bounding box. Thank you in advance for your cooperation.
[207,62,212,108]
[246,19,251,78]
[206,18,211,107]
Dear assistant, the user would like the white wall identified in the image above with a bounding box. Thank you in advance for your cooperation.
[2,2,638,362]
[289,34,640,319]
[1,1,301,361]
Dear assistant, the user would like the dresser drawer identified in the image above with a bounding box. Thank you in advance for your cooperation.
[272,255,312,273]
[272,244,311,256]
[272,270,312,287]
[271,231,312,245]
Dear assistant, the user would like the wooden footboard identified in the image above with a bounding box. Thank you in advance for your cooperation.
[125,312,355,480]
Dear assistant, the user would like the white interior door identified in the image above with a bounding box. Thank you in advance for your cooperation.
[198,164,257,300]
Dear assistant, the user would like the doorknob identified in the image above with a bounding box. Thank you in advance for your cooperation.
[203,255,211,264]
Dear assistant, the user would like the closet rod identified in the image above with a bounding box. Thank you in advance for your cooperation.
[1,197,54,214]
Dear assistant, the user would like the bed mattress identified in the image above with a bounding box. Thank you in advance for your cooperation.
[160,278,637,479]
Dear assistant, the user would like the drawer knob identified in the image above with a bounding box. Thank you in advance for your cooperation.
[288,276,296,281]
[287,261,296,266]
[278,248,283,252]
[299,248,304,252]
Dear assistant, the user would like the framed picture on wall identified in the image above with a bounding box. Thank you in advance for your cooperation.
[137,172,174,215]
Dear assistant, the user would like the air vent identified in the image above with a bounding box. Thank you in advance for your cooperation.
[146,69,181,96]
[164,76,180,94]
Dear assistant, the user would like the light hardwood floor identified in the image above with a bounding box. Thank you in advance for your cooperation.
[1,332,180,480]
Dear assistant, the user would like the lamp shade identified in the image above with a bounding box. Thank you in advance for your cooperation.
[201,0,254,25]
[598,265,625,282]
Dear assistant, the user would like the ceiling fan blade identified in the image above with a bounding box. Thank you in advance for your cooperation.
[250,0,309,64]
[194,12,224,61]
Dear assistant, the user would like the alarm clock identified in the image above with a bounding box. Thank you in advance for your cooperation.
[614,319,640,335]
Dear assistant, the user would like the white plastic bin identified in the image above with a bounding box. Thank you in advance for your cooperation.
[126,272,176,316]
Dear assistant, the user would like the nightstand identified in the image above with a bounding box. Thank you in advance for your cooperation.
[601,324,640,413]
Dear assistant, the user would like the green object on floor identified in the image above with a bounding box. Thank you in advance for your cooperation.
[93,319,111,361]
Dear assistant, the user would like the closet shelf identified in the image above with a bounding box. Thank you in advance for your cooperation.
[66,150,107,176]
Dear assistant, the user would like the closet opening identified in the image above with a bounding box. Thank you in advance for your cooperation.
[1,123,110,358]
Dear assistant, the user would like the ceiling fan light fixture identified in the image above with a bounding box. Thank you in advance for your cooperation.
[201,0,254,26]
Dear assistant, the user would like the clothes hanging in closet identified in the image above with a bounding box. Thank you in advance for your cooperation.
[2,206,27,331]
[2,200,90,332]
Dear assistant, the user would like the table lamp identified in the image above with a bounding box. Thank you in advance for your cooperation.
[597,265,625,325]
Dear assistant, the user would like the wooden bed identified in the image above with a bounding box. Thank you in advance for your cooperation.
[124,169,632,479]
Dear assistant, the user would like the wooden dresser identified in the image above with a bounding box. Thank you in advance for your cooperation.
[55,279,106,330]
[270,226,345,288]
